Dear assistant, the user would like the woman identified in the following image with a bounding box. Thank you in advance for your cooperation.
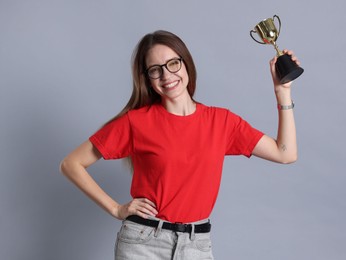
[60,30,299,259]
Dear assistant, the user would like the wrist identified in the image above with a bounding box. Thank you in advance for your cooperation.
[275,89,292,105]
[111,203,122,220]
[275,83,291,97]
[277,100,294,110]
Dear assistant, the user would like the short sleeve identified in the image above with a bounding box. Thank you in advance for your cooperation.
[225,111,264,157]
[89,113,133,160]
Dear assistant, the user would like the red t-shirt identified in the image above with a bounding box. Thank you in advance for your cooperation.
[89,103,264,223]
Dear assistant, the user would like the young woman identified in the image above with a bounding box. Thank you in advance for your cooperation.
[60,30,299,259]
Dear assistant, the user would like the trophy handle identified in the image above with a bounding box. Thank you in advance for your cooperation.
[273,15,281,36]
[250,29,266,44]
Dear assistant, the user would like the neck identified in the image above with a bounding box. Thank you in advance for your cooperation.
[161,96,196,116]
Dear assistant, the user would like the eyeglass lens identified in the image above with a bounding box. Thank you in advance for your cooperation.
[147,58,182,79]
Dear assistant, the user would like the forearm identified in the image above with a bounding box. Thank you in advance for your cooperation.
[60,159,121,219]
[275,88,297,163]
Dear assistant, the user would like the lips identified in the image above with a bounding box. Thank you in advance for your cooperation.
[162,80,179,89]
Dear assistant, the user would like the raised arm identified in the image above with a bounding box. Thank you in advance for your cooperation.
[252,50,299,164]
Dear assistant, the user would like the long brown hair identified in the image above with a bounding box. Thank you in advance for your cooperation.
[105,30,197,125]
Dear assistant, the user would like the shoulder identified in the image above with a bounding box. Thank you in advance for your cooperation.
[126,104,163,126]
[127,104,158,117]
[198,103,238,118]
[198,103,245,129]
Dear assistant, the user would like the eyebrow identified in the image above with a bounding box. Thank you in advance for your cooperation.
[146,57,180,68]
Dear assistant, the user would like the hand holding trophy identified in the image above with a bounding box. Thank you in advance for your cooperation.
[250,15,304,84]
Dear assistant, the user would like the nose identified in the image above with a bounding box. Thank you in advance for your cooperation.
[161,66,172,79]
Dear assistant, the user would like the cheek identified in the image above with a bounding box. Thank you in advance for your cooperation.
[150,80,163,94]
[180,69,189,86]
[150,80,159,90]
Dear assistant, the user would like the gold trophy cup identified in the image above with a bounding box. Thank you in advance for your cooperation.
[250,15,304,84]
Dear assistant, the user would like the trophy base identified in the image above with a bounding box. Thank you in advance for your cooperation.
[276,54,304,84]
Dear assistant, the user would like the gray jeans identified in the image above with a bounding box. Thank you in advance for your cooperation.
[114,217,214,260]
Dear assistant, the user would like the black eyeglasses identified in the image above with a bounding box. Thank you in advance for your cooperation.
[146,58,183,79]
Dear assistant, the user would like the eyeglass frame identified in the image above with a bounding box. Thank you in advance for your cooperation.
[145,57,183,79]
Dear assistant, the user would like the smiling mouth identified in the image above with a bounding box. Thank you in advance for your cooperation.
[162,80,179,89]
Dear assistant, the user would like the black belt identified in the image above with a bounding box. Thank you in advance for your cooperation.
[126,215,211,233]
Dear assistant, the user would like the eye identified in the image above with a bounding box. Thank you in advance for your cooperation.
[148,66,161,75]
[167,59,181,71]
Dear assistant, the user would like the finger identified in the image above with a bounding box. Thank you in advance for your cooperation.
[269,57,278,78]
[138,201,158,215]
[270,56,276,70]
[135,198,158,213]
[137,206,158,218]
[291,55,301,65]
[131,198,158,216]
[283,49,301,64]
[142,198,157,208]
[136,210,153,219]
[270,55,277,64]
[283,49,293,56]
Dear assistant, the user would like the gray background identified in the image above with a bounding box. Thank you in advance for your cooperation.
[1,0,345,259]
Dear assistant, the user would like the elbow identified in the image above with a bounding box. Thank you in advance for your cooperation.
[280,154,298,164]
[59,158,68,176]
[59,157,74,177]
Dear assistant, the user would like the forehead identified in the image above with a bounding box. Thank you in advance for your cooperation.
[145,44,179,66]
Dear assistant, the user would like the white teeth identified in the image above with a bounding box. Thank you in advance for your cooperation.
[164,81,178,88]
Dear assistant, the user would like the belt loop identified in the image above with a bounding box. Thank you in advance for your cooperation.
[154,219,164,237]
[190,224,196,241]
